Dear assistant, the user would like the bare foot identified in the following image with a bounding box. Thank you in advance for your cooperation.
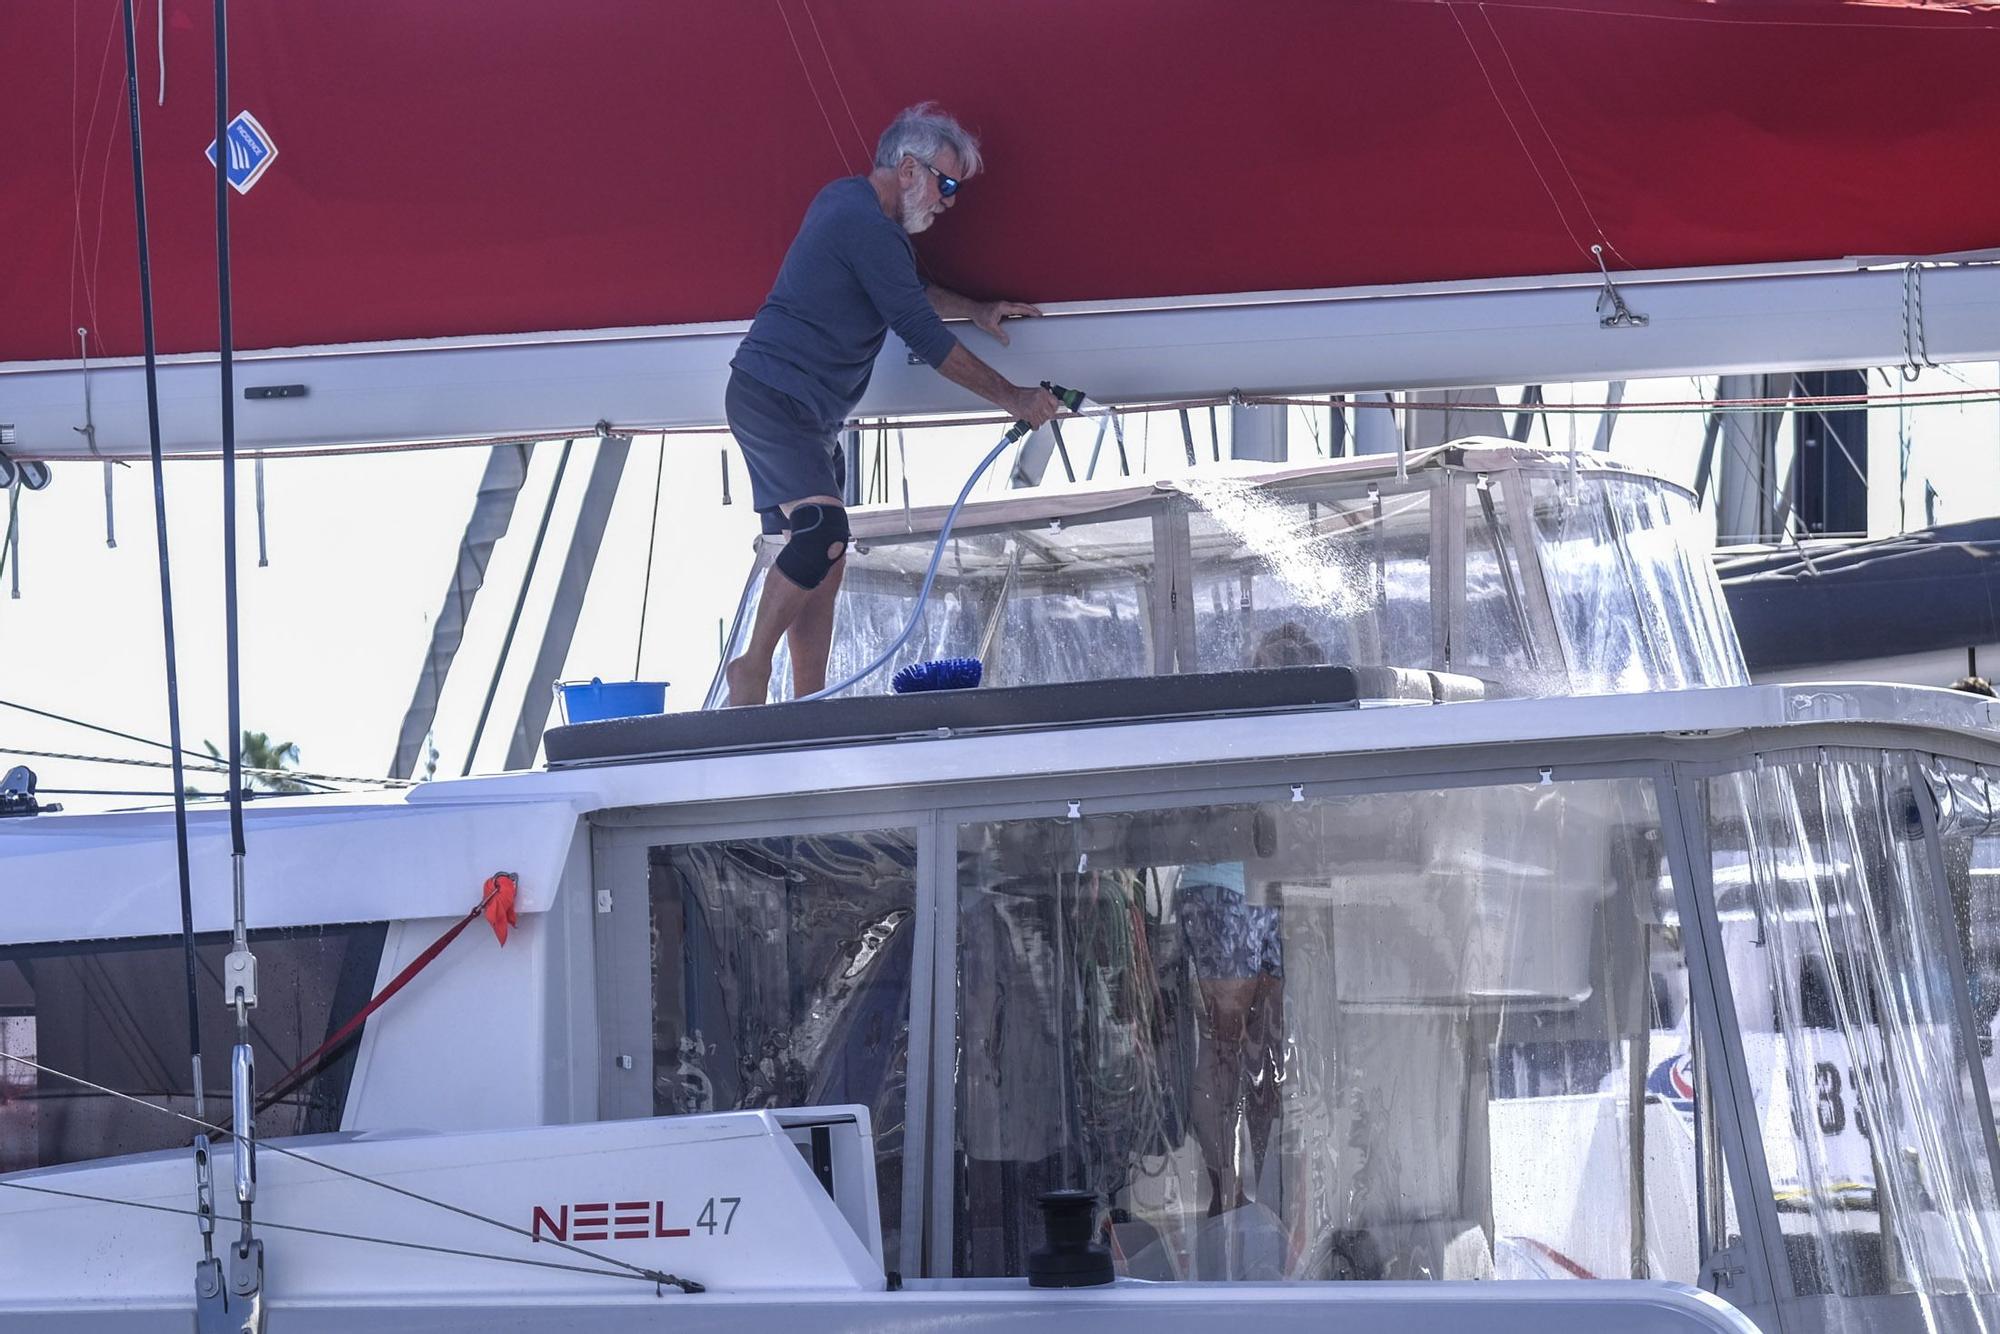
[724,655,771,707]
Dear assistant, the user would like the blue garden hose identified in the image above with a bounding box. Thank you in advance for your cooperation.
[796,382,1088,702]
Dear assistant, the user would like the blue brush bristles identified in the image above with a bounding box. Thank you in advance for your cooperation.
[892,657,984,694]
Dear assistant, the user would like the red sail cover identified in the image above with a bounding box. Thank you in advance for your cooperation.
[8,0,2000,366]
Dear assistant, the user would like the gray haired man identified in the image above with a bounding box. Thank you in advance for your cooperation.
[723,103,1061,707]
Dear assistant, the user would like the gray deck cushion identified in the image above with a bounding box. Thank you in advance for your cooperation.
[545,664,1480,767]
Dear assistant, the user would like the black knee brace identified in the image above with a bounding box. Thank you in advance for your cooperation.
[774,502,850,589]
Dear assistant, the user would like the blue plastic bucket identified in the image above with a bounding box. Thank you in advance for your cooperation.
[556,678,668,725]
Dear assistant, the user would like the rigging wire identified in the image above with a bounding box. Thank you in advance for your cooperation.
[772,0,854,173]
[0,483,17,592]
[1788,372,1870,497]
[213,0,244,859]
[211,2,268,1299]
[120,0,214,1282]
[460,438,573,776]
[1709,403,1823,560]
[797,0,871,166]
[0,1177,687,1289]
[1474,3,1632,268]
[633,434,667,680]
[1300,401,1325,458]
[0,742,398,789]
[0,1049,701,1292]
[1446,2,1590,263]
[0,696,397,788]
[39,786,227,798]
[70,0,125,348]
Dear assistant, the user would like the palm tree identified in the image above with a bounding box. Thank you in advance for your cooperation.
[202,730,309,793]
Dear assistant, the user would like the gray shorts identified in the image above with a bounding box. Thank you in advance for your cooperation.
[725,369,847,534]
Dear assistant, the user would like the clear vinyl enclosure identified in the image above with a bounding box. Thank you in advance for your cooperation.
[952,777,1690,1283]
[707,445,1746,706]
[645,446,2000,1332]
[591,721,2000,1333]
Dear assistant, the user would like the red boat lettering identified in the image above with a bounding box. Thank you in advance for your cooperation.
[655,1201,690,1239]
[531,1204,568,1241]
[572,1202,610,1241]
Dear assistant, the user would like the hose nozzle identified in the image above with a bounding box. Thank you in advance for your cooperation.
[1003,381,1088,445]
[1044,381,1087,414]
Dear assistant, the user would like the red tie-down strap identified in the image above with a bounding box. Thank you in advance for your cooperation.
[257,872,518,1113]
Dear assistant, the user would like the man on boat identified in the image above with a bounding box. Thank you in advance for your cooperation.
[723,103,1062,706]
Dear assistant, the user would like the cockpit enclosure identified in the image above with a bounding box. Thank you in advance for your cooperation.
[591,688,2000,1334]
[706,443,1747,706]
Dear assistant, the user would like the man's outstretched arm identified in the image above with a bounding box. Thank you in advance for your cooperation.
[927,284,1044,347]
[936,342,1061,429]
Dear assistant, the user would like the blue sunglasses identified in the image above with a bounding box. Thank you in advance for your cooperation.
[916,159,960,198]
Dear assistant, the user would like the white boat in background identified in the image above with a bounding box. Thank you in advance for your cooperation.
[8,446,2000,1332]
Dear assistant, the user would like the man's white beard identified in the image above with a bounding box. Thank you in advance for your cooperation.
[899,178,937,234]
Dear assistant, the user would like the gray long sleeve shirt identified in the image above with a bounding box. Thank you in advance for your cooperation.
[731,177,961,427]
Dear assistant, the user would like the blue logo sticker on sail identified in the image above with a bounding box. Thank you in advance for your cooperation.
[204,111,279,194]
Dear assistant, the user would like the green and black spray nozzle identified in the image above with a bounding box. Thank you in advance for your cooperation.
[1003,381,1088,444]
